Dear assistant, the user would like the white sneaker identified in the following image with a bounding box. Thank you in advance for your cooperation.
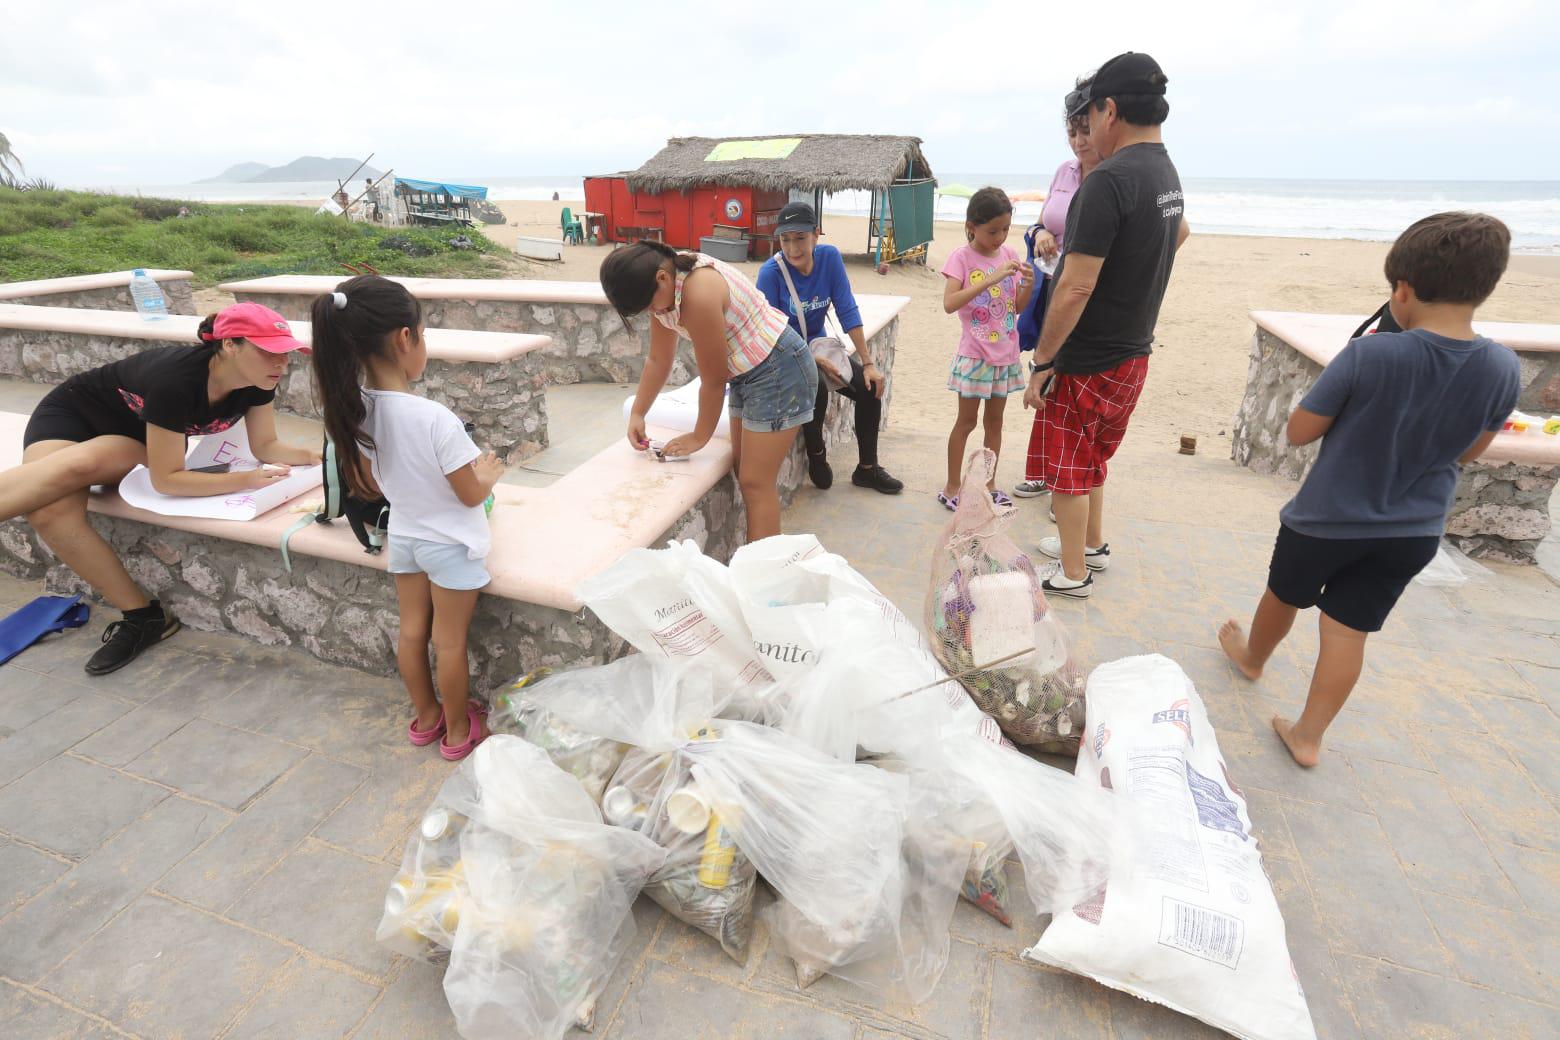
[1041,570,1093,599]
[1013,479,1049,498]
[1036,537,1111,572]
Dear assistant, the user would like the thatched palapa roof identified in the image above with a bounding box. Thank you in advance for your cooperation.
[625,134,933,195]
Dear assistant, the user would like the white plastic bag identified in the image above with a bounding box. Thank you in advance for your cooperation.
[577,541,774,704]
[730,534,928,680]
[377,737,665,1040]
[776,598,997,763]
[1026,655,1317,1040]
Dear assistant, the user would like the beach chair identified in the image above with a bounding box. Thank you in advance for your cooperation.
[561,207,584,245]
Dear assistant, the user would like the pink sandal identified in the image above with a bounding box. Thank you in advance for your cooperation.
[440,706,488,762]
[408,713,446,747]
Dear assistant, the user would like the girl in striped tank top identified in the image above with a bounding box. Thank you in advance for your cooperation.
[601,241,818,541]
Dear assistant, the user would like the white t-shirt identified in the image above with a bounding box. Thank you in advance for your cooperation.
[360,389,489,559]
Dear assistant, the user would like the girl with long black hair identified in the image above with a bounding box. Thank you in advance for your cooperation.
[599,241,818,541]
[310,275,504,761]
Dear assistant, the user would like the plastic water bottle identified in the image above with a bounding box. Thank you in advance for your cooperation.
[129,269,169,321]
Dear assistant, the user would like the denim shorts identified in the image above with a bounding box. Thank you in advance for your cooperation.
[727,327,818,433]
[387,535,491,591]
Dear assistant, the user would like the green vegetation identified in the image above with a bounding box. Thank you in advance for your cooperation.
[0,188,518,286]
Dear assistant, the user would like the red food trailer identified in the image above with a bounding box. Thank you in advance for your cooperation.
[583,174,786,260]
[583,134,936,264]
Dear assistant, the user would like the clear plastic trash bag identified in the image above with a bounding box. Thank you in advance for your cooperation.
[685,721,968,1002]
[376,737,665,1040]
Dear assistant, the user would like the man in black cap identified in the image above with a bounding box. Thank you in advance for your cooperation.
[756,201,903,494]
[1022,51,1189,598]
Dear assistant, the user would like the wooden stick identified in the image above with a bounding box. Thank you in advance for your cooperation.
[891,646,1034,701]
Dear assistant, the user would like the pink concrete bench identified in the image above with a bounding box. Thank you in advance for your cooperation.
[0,304,551,463]
[0,410,739,686]
[0,269,196,314]
[1234,310,1560,564]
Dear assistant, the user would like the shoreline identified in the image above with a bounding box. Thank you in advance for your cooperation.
[209,196,1560,263]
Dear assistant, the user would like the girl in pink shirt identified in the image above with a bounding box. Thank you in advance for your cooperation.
[938,187,1034,508]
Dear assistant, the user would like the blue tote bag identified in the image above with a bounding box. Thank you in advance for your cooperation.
[1017,225,1053,353]
[0,595,90,665]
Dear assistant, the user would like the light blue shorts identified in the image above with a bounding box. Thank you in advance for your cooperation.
[387,535,490,591]
[727,326,818,433]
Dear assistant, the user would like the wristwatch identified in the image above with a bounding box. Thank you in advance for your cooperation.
[1029,360,1054,374]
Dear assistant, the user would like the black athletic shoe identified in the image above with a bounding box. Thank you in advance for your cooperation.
[852,465,904,494]
[84,601,181,676]
[807,450,834,490]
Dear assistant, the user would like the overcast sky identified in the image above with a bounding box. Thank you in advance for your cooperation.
[5,0,1557,186]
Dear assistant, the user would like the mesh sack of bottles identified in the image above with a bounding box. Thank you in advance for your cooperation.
[375,737,664,1039]
[926,449,1086,754]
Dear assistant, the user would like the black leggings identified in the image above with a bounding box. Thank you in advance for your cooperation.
[802,355,881,467]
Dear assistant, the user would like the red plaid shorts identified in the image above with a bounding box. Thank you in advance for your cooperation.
[1025,356,1148,494]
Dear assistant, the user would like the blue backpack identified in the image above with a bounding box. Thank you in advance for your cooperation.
[1017,225,1052,353]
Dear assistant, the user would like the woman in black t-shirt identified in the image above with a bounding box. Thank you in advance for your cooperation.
[1,302,320,675]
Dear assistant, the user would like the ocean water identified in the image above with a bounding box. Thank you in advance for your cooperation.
[82,174,1560,254]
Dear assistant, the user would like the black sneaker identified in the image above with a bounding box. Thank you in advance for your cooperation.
[851,465,904,495]
[807,449,833,490]
[84,601,181,676]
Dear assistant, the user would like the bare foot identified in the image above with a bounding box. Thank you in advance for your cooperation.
[414,707,443,734]
[1271,715,1320,768]
[1218,619,1264,680]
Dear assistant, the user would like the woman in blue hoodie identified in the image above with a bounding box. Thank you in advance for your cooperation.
[756,202,903,494]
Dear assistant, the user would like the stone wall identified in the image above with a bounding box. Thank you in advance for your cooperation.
[1446,461,1560,565]
[1230,328,1324,481]
[274,354,548,464]
[1231,326,1559,564]
[0,329,548,464]
[0,476,742,692]
[235,291,693,388]
[13,279,197,315]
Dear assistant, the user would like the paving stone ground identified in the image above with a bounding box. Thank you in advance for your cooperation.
[1,431,1557,1039]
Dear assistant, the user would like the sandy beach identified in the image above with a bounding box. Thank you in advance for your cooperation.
[205,197,1559,532]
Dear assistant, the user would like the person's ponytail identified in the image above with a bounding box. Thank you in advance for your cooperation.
[308,275,421,499]
[195,313,221,351]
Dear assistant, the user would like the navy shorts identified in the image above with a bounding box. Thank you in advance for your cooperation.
[1266,524,1439,633]
[727,327,818,434]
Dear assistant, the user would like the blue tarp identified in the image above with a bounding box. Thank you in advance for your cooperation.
[394,177,488,200]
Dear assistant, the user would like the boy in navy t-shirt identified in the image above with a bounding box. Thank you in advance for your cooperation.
[1219,212,1521,768]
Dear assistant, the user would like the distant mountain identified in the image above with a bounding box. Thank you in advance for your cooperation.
[197,161,270,183]
[195,157,384,184]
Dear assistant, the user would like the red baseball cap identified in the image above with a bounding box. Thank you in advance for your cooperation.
[202,302,310,354]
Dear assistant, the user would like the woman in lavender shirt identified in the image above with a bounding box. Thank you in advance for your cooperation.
[1015,82,1102,498]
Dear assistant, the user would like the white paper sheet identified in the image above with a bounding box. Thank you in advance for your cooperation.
[622,378,731,438]
[115,420,321,522]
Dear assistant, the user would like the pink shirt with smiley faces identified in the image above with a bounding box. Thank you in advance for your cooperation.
[941,243,1023,366]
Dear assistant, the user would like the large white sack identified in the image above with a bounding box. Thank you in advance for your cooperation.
[1025,654,1317,1040]
[577,540,775,702]
[729,533,922,680]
